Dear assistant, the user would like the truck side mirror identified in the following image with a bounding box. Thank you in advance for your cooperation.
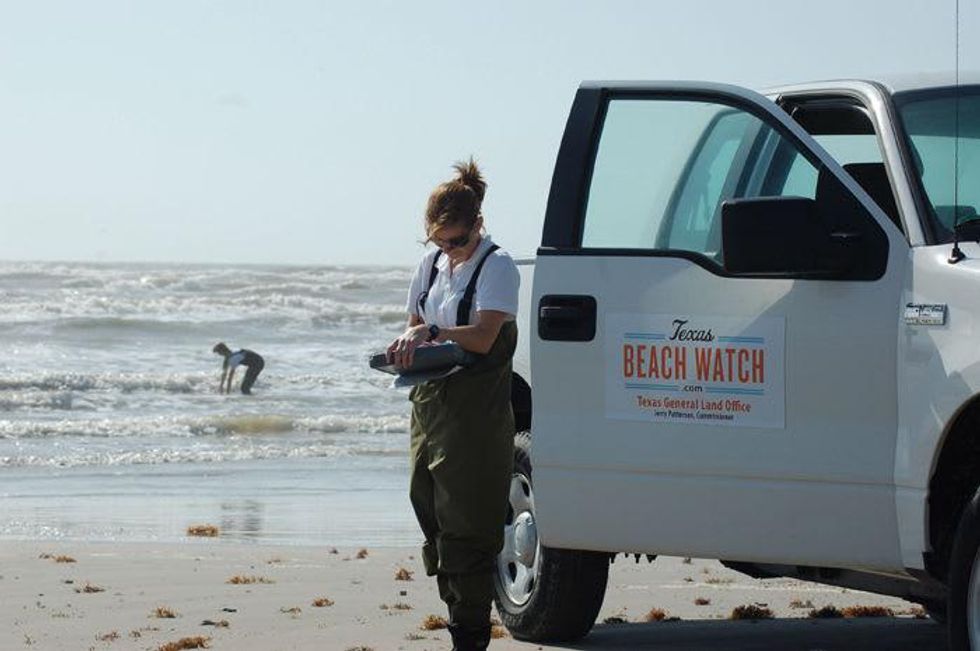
[721,190,878,278]
[722,197,842,275]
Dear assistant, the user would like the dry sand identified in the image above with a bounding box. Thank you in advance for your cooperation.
[0,541,947,650]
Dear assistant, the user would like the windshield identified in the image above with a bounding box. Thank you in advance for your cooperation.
[895,86,980,242]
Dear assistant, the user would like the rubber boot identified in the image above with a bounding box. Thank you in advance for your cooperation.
[448,623,491,651]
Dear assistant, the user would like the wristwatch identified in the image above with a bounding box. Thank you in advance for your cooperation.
[427,324,440,342]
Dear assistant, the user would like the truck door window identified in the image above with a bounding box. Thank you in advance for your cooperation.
[582,100,730,250]
[581,97,819,263]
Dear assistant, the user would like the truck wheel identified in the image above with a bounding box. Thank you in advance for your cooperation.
[948,486,980,649]
[493,432,610,642]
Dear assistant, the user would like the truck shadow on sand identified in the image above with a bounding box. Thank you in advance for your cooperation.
[543,618,946,650]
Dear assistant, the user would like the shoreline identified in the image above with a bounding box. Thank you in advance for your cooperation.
[0,540,946,650]
[0,456,420,548]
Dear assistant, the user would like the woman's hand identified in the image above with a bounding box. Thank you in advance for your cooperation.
[387,323,430,369]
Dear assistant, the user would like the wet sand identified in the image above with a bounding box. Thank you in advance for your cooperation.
[0,541,945,650]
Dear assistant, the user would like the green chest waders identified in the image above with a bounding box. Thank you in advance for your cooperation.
[409,311,516,637]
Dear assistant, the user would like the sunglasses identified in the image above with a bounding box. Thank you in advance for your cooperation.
[432,232,471,250]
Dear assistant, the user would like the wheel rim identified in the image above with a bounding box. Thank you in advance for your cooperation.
[496,472,541,606]
[970,546,980,647]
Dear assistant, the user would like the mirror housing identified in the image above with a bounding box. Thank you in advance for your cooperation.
[722,196,858,276]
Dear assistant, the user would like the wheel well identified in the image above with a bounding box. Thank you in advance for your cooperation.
[928,398,980,580]
[511,373,531,432]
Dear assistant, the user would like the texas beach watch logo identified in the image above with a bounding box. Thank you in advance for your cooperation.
[607,315,784,428]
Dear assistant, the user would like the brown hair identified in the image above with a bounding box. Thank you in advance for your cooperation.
[425,158,486,238]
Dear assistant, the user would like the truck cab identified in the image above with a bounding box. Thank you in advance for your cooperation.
[494,78,980,650]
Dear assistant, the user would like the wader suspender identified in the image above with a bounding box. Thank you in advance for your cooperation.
[417,251,442,319]
[416,244,500,326]
[455,244,499,326]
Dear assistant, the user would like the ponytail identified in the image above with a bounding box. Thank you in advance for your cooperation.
[425,157,486,237]
[452,157,486,204]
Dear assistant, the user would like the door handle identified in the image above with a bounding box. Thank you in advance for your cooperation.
[538,295,596,342]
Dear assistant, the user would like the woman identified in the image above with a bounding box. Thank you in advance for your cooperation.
[212,342,265,395]
[388,159,520,651]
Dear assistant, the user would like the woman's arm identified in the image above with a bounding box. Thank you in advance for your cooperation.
[432,310,508,354]
[388,310,509,368]
[218,359,229,394]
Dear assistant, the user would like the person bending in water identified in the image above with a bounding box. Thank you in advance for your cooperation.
[212,343,265,395]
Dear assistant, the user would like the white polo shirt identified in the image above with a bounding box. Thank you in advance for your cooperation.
[405,235,520,328]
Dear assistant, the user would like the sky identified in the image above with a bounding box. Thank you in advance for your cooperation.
[0,1,973,266]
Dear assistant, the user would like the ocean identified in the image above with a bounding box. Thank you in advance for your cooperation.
[0,261,421,546]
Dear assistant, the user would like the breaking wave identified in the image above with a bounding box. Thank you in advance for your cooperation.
[0,262,411,327]
[0,413,408,440]
[0,372,208,395]
[0,436,406,468]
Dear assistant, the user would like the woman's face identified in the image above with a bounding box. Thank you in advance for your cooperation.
[431,217,482,264]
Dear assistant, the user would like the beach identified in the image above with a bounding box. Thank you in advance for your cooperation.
[0,261,951,649]
[1,541,945,650]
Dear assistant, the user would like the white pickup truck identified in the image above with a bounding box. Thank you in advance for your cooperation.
[491,77,980,650]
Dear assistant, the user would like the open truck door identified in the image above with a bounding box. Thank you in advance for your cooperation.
[530,81,908,567]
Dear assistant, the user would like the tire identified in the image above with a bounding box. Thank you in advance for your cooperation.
[493,432,610,642]
[948,486,980,649]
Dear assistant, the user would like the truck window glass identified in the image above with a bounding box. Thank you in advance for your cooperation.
[781,135,881,204]
[815,134,883,164]
[582,100,723,249]
[896,87,980,241]
[581,97,819,263]
[665,110,754,252]
[785,102,883,166]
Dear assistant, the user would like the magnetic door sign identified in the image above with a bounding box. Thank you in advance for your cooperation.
[605,314,785,428]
